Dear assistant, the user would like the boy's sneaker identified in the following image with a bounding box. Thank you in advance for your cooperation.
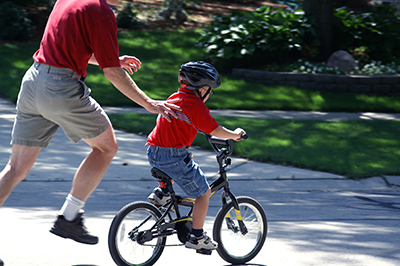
[50,212,98,245]
[148,187,171,207]
[185,232,218,250]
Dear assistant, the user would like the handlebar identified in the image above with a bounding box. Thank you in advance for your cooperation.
[209,137,231,146]
[206,133,248,158]
[208,133,248,145]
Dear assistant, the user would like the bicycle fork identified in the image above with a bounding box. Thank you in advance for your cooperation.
[221,190,248,235]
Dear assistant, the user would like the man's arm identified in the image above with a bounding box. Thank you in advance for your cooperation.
[89,54,180,121]
[103,67,180,121]
[89,54,140,74]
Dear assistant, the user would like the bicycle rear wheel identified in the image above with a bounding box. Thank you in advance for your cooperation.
[213,196,267,264]
[108,201,166,266]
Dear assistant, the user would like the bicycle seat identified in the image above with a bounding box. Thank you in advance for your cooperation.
[151,167,173,183]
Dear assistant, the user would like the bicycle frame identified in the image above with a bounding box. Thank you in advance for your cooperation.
[109,133,267,266]
[144,135,248,243]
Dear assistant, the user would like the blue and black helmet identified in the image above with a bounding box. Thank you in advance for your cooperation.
[178,61,221,90]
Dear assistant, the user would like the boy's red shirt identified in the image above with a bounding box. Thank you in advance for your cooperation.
[33,0,120,77]
[146,87,219,148]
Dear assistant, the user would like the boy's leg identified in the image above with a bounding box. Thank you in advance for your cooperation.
[186,187,218,250]
[0,145,42,207]
[192,187,211,230]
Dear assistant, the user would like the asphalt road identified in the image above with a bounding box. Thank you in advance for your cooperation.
[1,98,399,266]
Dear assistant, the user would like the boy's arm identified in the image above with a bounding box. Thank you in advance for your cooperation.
[210,125,246,141]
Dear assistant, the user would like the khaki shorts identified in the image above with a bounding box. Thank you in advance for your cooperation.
[11,62,111,148]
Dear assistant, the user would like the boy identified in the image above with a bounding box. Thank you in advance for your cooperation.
[146,61,246,250]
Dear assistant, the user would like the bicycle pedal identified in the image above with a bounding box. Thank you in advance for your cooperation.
[196,248,212,255]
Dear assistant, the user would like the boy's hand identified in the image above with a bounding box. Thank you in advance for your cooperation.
[234,128,246,141]
[119,55,142,74]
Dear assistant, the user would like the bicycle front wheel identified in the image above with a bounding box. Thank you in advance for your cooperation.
[213,196,267,264]
[108,201,166,266]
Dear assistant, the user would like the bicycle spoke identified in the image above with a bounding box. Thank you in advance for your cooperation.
[214,197,267,264]
[108,202,166,266]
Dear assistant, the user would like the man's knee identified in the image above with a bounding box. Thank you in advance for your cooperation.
[86,127,119,157]
[106,140,119,157]
[92,140,118,159]
[3,145,40,182]
[0,163,29,186]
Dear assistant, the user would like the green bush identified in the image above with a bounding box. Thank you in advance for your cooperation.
[0,1,34,41]
[13,0,51,6]
[198,6,316,68]
[117,3,141,29]
[199,3,400,68]
[333,4,400,63]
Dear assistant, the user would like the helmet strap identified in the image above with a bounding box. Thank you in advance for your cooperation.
[195,87,211,101]
[181,83,211,101]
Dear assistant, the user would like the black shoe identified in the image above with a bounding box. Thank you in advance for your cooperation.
[50,212,98,245]
[0,258,4,266]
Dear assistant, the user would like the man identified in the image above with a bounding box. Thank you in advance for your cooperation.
[0,0,180,252]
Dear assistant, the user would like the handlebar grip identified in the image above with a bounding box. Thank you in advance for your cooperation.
[241,133,248,140]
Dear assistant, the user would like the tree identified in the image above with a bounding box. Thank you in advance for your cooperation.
[303,0,334,61]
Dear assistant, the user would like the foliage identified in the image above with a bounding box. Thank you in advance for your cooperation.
[332,4,400,63]
[285,59,400,76]
[116,3,141,29]
[198,6,316,68]
[199,3,400,69]
[12,0,52,6]
[0,1,34,41]
[349,46,369,65]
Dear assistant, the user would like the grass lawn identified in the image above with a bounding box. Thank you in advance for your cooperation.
[1,29,399,178]
[109,113,400,179]
[1,30,400,113]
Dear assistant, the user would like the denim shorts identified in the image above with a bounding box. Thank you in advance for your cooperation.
[147,145,210,198]
[11,62,110,147]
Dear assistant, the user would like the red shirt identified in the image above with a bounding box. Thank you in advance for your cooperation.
[33,0,120,77]
[146,88,219,148]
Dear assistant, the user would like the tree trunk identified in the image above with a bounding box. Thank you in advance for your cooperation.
[303,0,334,61]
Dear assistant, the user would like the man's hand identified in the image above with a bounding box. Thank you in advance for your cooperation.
[119,55,141,74]
[147,98,182,122]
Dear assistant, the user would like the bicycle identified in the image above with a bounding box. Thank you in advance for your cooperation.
[108,134,268,266]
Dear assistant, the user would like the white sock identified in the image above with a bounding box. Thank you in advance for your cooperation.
[59,194,85,221]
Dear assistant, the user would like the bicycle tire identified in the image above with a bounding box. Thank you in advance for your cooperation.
[213,196,267,264]
[108,201,166,266]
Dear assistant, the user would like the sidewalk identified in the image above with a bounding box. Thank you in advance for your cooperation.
[1,97,400,266]
[104,106,400,122]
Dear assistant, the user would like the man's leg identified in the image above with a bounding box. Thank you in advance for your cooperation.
[50,126,118,244]
[0,145,41,207]
[70,126,118,202]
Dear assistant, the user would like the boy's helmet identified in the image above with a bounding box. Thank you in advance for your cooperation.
[178,61,221,90]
